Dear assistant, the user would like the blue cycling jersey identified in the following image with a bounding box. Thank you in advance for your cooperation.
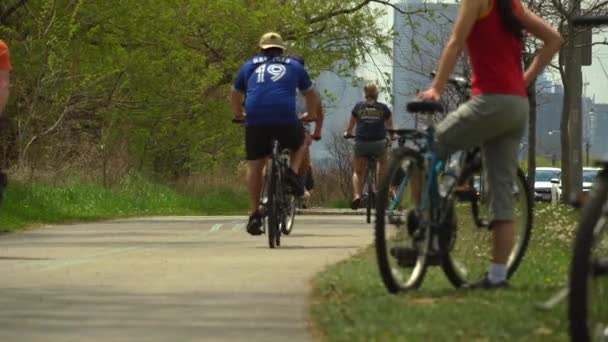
[233,55,313,126]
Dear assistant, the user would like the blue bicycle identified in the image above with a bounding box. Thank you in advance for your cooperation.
[374,100,532,293]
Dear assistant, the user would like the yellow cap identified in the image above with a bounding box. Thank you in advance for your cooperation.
[259,32,286,50]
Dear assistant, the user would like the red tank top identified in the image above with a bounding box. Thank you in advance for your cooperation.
[466,0,526,96]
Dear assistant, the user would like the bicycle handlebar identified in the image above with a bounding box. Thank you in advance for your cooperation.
[430,71,471,89]
[572,15,608,27]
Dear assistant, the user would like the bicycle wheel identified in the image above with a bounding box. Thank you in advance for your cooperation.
[569,169,608,342]
[281,193,296,235]
[267,160,280,249]
[441,166,532,287]
[367,162,376,224]
[375,148,429,293]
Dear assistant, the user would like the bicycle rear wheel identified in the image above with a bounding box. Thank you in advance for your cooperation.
[569,169,608,342]
[281,191,296,235]
[441,166,532,287]
[375,148,429,293]
[367,162,376,224]
[267,160,280,249]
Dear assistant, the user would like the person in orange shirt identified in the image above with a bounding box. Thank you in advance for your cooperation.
[0,39,10,200]
[0,39,11,115]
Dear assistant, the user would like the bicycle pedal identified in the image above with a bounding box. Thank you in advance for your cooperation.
[390,246,418,268]
[593,257,608,276]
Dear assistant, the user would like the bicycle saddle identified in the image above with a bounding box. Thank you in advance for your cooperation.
[406,101,445,114]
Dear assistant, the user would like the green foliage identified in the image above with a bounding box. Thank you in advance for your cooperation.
[0,175,247,233]
[0,0,393,180]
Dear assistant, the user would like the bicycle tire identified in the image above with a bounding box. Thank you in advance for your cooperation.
[281,194,296,235]
[569,170,608,342]
[267,158,280,249]
[375,147,429,293]
[441,166,532,287]
[367,162,376,224]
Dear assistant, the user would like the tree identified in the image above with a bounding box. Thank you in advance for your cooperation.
[0,0,399,183]
[522,0,608,202]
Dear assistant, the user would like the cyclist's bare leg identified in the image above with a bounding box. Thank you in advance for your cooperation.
[297,145,311,176]
[491,221,514,264]
[376,153,387,186]
[247,159,266,214]
[289,142,306,174]
[352,156,368,200]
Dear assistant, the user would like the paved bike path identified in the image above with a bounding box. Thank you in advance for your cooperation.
[0,215,371,342]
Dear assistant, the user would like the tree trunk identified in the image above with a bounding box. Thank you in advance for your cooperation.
[562,18,584,203]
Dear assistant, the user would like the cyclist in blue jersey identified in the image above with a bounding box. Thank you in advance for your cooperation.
[231,32,320,236]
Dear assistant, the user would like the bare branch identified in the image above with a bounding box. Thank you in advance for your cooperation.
[308,0,426,24]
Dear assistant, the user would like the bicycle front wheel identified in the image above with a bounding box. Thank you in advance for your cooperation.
[569,169,608,342]
[441,167,532,287]
[375,148,429,293]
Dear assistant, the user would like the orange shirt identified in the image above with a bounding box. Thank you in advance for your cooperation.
[0,40,11,71]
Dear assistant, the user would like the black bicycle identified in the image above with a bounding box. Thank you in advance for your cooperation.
[374,96,532,293]
[233,119,296,248]
[568,14,608,342]
[344,134,380,224]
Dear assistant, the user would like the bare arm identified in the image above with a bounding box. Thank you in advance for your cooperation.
[230,88,245,119]
[385,114,394,131]
[345,115,356,136]
[303,89,320,121]
[312,99,324,139]
[517,3,562,85]
[418,0,480,100]
[0,71,9,114]
[429,0,482,95]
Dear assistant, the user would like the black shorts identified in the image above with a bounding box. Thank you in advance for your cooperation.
[245,123,305,160]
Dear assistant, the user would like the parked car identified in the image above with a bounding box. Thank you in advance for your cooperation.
[534,167,561,201]
[550,167,601,203]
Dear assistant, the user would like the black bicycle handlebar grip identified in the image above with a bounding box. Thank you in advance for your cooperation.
[232,118,245,124]
[343,134,355,139]
[313,136,322,141]
[572,15,608,26]
[406,101,445,113]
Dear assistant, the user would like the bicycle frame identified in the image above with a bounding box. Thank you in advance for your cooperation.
[389,125,444,214]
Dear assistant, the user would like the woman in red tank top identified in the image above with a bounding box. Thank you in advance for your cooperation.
[417,0,561,288]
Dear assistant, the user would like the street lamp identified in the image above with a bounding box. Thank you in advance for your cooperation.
[547,130,560,166]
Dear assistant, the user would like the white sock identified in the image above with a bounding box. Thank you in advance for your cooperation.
[488,263,507,283]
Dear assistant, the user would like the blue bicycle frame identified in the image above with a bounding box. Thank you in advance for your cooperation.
[388,126,445,213]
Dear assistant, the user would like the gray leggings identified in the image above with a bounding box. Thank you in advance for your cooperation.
[436,94,529,222]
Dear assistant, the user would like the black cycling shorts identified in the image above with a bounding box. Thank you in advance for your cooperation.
[245,123,305,160]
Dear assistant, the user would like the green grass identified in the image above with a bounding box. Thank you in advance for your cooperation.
[0,175,247,233]
[311,203,580,341]
[325,199,351,209]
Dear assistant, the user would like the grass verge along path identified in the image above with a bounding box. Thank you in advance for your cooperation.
[0,177,247,233]
[311,203,577,341]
